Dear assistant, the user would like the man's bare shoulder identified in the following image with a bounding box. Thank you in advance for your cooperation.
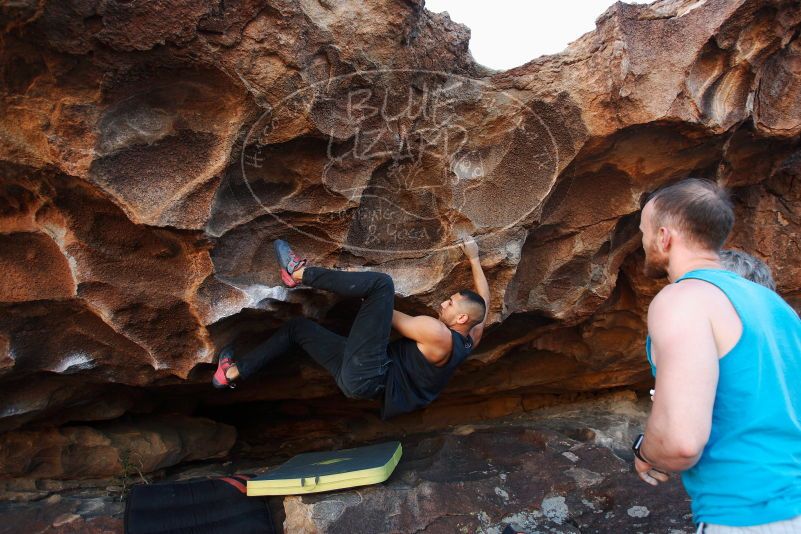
[405,314,452,364]
[410,314,452,341]
[649,279,717,320]
[652,278,721,304]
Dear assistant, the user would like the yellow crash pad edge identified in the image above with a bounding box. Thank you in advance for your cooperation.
[247,443,402,496]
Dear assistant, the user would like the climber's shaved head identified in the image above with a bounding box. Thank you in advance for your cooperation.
[439,290,486,329]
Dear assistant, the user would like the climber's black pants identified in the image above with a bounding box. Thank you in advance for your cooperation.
[235,267,393,399]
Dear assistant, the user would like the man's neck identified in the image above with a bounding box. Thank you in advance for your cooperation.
[448,323,472,337]
[667,249,723,283]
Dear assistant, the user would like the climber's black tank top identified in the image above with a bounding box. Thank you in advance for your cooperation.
[381,329,473,419]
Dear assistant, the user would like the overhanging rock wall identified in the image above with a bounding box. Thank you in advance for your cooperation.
[0,0,800,482]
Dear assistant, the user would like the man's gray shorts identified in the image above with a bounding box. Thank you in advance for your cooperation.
[697,515,801,533]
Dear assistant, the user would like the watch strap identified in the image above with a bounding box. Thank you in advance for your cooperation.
[632,433,649,463]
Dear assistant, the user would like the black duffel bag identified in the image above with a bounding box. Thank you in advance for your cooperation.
[124,475,275,534]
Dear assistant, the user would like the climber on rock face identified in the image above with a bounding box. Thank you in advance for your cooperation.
[212,236,490,420]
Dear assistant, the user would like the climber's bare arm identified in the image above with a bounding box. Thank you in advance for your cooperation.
[392,310,452,363]
[461,236,490,348]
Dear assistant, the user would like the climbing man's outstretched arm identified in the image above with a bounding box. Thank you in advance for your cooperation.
[461,236,490,348]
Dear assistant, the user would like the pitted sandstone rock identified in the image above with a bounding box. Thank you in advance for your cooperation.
[0,0,799,480]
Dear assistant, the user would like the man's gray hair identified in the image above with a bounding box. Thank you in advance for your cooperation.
[719,249,776,291]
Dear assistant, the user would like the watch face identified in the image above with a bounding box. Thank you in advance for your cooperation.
[632,433,644,451]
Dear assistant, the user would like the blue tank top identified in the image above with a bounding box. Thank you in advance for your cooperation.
[380,329,472,420]
[645,269,801,526]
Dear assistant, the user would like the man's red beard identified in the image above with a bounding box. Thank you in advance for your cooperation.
[643,242,668,279]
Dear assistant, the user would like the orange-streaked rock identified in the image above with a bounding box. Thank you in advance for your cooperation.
[0,0,799,482]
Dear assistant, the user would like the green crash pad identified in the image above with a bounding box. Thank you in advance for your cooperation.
[247,441,402,496]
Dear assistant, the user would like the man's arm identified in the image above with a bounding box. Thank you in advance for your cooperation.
[392,310,451,362]
[461,236,490,347]
[636,282,719,481]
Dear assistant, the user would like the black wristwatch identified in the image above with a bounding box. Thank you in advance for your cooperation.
[632,433,649,463]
